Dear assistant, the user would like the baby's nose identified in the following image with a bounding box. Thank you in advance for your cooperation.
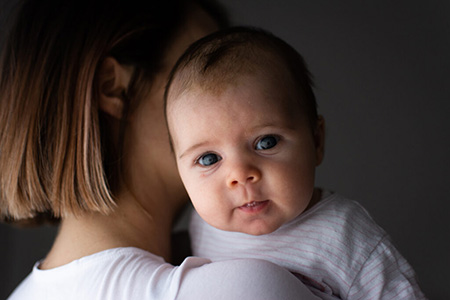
[226,162,261,188]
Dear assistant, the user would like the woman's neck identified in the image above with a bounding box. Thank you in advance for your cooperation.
[40,189,178,270]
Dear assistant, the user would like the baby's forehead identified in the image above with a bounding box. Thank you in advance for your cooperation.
[171,71,306,121]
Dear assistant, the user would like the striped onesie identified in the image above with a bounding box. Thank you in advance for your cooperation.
[189,191,426,299]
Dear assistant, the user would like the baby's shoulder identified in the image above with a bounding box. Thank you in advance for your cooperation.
[293,192,388,250]
[309,191,379,226]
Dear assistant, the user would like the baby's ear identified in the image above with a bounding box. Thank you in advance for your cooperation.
[314,116,325,166]
[97,57,133,119]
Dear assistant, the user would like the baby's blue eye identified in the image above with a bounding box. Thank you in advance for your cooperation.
[198,153,221,166]
[256,136,278,150]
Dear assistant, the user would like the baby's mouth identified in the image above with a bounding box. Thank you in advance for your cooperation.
[238,200,270,212]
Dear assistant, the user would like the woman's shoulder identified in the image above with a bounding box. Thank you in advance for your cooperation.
[177,257,320,299]
[101,248,321,299]
[9,247,319,300]
[96,248,319,299]
[8,247,169,300]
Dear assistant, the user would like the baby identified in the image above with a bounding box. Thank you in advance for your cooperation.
[164,27,426,299]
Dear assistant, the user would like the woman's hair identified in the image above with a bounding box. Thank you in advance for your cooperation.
[0,0,228,223]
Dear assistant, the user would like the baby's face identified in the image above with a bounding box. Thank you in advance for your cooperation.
[167,73,323,235]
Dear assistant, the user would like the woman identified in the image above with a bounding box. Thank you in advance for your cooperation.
[0,0,319,299]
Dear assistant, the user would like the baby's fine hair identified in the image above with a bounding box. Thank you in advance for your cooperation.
[165,26,318,126]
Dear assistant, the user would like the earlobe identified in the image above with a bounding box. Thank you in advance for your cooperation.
[97,57,134,119]
[314,116,325,166]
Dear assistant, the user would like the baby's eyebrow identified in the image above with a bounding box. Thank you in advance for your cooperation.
[178,141,209,160]
[251,123,278,130]
[250,123,297,132]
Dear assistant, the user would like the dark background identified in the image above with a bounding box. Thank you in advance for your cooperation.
[1,0,449,299]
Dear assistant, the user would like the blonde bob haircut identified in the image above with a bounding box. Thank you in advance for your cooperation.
[0,0,227,223]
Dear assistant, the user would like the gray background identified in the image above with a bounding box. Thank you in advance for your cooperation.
[1,0,449,299]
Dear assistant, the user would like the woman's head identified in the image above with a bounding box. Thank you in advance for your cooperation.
[0,0,226,222]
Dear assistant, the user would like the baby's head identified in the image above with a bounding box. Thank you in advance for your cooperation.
[165,27,325,235]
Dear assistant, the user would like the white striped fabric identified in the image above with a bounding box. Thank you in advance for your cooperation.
[189,191,426,299]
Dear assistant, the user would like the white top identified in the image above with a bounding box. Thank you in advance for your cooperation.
[190,191,427,299]
[8,247,320,300]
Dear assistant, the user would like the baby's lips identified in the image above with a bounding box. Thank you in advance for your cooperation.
[238,200,270,212]
[240,201,261,208]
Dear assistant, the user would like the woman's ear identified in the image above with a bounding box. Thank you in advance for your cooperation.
[314,115,325,166]
[97,57,134,119]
